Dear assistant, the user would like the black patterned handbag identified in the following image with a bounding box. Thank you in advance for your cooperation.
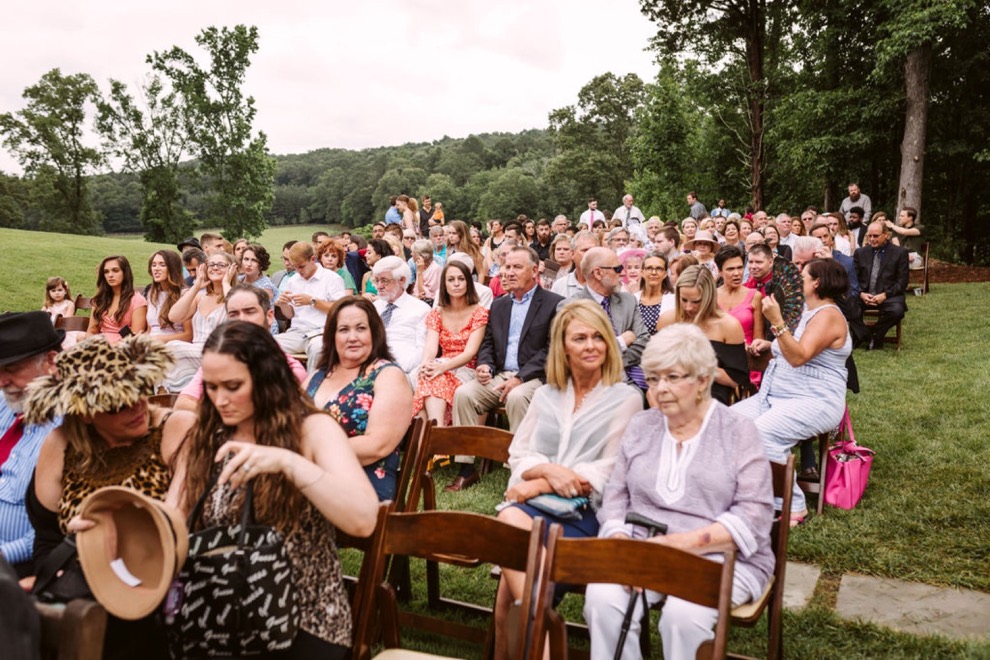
[164,474,298,657]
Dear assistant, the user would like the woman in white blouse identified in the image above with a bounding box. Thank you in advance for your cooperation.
[492,300,643,657]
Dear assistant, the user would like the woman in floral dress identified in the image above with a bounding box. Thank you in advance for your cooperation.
[304,298,413,501]
[412,261,489,426]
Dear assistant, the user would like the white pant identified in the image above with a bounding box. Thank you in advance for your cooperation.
[584,579,748,659]
[274,329,323,375]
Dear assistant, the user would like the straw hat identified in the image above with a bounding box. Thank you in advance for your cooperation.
[76,487,188,620]
[23,334,173,425]
[683,230,721,252]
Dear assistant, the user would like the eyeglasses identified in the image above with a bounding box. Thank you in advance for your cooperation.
[374,277,394,287]
[643,266,666,273]
[207,262,228,270]
[600,265,624,273]
[645,372,692,387]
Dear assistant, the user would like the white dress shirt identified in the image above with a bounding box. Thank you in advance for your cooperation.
[283,265,346,333]
[375,293,430,373]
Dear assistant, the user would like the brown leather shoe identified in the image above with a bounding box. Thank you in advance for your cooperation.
[444,470,481,493]
[798,466,820,482]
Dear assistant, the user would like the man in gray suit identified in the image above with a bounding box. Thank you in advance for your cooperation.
[560,247,650,382]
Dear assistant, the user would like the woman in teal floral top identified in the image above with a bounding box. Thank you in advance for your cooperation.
[304,298,413,500]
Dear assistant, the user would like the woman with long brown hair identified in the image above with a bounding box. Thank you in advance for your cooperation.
[169,321,377,658]
[146,250,191,343]
[446,220,485,281]
[87,255,147,343]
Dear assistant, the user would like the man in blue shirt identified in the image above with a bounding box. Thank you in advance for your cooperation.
[0,312,62,577]
[449,247,564,491]
[385,195,403,226]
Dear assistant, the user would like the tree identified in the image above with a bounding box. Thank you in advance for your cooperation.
[96,75,196,242]
[546,73,646,216]
[0,68,103,233]
[872,0,974,217]
[475,168,542,221]
[639,1,793,210]
[150,25,275,239]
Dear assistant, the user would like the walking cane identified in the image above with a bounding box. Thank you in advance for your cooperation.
[613,512,668,660]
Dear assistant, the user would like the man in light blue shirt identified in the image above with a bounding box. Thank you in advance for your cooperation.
[0,312,62,577]
[385,195,403,226]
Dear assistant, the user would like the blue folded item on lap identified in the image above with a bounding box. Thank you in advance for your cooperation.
[526,494,590,521]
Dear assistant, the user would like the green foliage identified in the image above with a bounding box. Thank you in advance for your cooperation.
[0,69,103,234]
[96,76,196,242]
[149,25,275,239]
[475,167,542,220]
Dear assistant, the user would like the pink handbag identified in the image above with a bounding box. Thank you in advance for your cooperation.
[824,409,875,510]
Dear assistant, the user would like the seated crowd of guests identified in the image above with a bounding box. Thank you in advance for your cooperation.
[2,192,915,657]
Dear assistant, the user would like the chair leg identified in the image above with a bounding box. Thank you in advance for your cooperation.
[817,433,828,516]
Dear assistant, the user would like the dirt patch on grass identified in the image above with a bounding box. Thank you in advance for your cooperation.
[928,260,990,283]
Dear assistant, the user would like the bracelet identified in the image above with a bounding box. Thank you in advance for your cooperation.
[298,471,325,491]
[770,323,790,338]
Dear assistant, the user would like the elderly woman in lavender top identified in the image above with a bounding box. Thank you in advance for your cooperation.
[583,324,774,660]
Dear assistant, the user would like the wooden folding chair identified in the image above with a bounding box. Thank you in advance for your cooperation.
[861,308,902,350]
[797,432,830,516]
[532,526,736,660]
[148,393,179,409]
[351,508,546,660]
[54,315,89,332]
[72,295,92,313]
[401,424,515,642]
[909,241,930,295]
[37,599,107,660]
[729,455,795,660]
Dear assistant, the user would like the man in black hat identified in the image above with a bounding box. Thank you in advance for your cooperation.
[0,312,62,577]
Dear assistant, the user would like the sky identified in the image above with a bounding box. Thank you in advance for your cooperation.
[0,0,660,174]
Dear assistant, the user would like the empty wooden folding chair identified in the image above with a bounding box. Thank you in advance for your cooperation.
[37,599,107,660]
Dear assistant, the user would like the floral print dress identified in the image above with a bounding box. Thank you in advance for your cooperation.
[305,359,400,501]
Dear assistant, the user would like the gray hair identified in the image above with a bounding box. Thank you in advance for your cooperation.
[641,323,717,387]
[412,239,433,260]
[792,236,823,260]
[372,255,411,283]
[429,225,445,238]
[571,230,597,250]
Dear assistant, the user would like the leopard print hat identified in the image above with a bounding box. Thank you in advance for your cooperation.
[24,334,174,424]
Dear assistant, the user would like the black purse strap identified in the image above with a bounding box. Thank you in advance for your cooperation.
[186,465,257,552]
[31,536,79,596]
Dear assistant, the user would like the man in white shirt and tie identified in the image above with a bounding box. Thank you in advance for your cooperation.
[612,194,645,228]
[579,198,606,230]
[371,256,430,377]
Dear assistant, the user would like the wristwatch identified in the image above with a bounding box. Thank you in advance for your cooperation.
[308,297,317,307]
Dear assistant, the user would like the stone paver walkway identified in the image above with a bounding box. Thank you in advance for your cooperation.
[783,561,990,641]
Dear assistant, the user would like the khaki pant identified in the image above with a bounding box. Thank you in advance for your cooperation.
[451,372,540,464]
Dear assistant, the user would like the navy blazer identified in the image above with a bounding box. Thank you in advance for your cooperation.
[476,285,564,384]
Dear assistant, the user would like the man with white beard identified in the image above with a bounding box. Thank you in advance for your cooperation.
[0,312,62,577]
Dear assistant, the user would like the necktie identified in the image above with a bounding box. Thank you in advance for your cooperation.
[382,303,397,327]
[869,251,882,294]
[0,414,24,467]
[600,296,616,332]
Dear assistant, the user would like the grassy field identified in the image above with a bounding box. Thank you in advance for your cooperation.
[0,225,338,312]
[4,228,989,656]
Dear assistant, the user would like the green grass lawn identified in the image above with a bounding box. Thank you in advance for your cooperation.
[0,225,339,312]
[3,228,988,656]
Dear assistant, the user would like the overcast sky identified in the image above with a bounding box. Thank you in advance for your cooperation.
[1,0,659,174]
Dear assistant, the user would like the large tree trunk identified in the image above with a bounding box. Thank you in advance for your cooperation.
[896,44,931,216]
[747,0,765,211]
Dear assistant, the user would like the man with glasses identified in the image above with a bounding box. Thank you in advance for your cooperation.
[371,256,430,376]
[566,247,650,383]
[853,221,908,350]
[275,242,347,370]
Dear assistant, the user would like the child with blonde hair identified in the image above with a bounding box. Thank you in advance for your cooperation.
[42,276,75,322]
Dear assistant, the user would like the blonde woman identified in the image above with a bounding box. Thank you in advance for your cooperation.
[657,265,748,405]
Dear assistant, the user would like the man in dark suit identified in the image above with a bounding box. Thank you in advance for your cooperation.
[854,221,909,350]
[449,246,564,491]
[563,247,650,384]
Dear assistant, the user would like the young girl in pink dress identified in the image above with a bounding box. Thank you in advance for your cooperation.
[42,276,75,322]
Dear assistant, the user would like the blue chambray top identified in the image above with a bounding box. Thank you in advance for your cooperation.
[0,401,59,565]
[504,285,536,373]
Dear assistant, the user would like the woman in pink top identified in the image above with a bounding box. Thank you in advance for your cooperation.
[86,255,147,344]
[715,246,763,386]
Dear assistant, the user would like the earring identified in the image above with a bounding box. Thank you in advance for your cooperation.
[697,390,704,404]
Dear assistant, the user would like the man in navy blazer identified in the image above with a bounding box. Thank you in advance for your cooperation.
[449,246,564,491]
[854,221,909,349]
